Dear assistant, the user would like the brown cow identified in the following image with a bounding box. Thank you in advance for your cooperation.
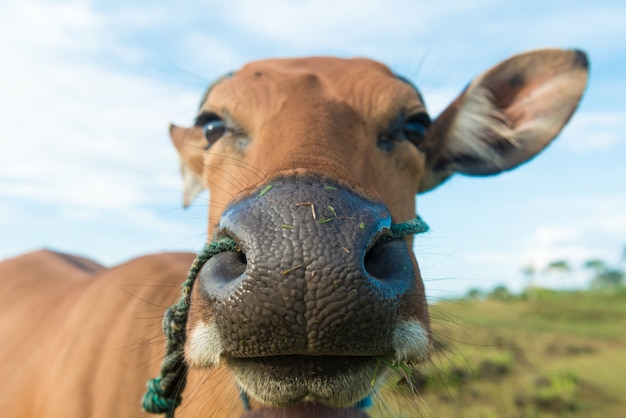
[0,49,588,417]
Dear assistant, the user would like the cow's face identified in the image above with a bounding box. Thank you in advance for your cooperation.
[170,50,587,411]
[174,57,430,226]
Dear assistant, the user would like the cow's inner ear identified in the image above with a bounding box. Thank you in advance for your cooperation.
[169,123,207,207]
[418,49,589,193]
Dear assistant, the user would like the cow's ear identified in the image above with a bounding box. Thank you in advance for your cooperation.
[418,49,589,193]
[170,123,206,207]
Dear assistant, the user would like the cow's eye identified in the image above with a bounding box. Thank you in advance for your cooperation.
[202,118,226,147]
[196,113,227,148]
[403,112,431,148]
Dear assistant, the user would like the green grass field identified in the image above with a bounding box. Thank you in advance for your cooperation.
[371,290,626,417]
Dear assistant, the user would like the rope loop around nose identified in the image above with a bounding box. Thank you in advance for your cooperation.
[142,216,428,417]
[141,237,238,416]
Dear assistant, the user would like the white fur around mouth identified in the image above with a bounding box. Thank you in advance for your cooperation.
[186,320,223,367]
[391,319,430,364]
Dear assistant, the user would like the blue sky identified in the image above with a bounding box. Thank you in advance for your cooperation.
[1,0,624,298]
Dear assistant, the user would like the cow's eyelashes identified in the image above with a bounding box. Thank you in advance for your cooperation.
[378,112,431,151]
[195,113,227,148]
[402,112,431,148]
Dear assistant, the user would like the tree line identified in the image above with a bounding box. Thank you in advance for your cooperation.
[465,245,625,300]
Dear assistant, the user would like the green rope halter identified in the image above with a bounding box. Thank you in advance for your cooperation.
[142,216,429,417]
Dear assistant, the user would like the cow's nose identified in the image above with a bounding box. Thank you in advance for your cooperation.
[197,176,417,357]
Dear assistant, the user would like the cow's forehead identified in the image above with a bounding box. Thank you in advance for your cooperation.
[201,57,426,118]
[239,56,394,76]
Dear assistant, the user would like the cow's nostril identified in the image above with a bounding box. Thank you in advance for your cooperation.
[205,250,247,284]
[364,239,411,282]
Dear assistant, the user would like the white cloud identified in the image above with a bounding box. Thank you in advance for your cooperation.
[0,0,103,52]
[587,196,626,236]
[0,0,210,248]
[0,62,196,208]
[531,225,581,247]
[525,5,626,56]
[221,0,490,56]
[180,33,247,76]
[558,111,624,152]
[421,191,626,298]
[0,21,204,208]
[519,195,626,273]
[523,244,592,273]
[0,0,170,61]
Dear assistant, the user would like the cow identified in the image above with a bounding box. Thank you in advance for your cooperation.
[0,49,588,417]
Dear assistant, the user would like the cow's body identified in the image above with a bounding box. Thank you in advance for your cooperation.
[0,251,220,417]
[0,250,254,416]
[1,49,588,417]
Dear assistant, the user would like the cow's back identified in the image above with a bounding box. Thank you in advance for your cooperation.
[0,250,199,417]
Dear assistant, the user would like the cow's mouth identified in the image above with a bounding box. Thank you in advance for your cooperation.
[226,355,381,409]
[241,403,370,418]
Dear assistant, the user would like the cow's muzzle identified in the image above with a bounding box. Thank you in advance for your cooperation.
[193,176,428,407]
[199,176,418,358]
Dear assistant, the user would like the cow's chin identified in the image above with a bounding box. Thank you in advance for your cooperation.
[226,355,381,408]
[240,402,370,418]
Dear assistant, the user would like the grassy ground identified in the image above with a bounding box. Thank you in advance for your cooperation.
[370,290,626,417]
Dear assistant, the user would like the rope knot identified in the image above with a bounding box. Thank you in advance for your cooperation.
[142,376,181,414]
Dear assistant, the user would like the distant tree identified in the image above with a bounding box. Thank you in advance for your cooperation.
[545,260,571,274]
[584,259,607,274]
[466,288,483,300]
[591,269,625,290]
[488,285,512,300]
[585,257,625,291]
[521,264,538,301]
